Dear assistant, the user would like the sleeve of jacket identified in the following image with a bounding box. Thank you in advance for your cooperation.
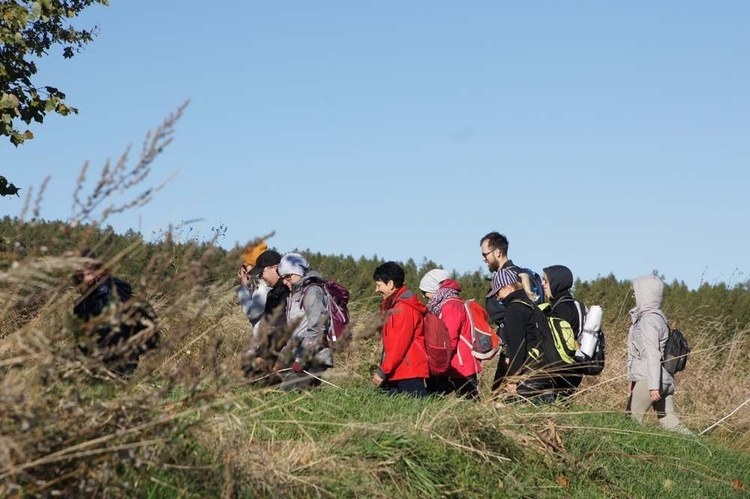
[299,285,328,353]
[504,304,528,376]
[641,314,664,390]
[237,283,268,325]
[440,301,463,351]
[380,304,419,377]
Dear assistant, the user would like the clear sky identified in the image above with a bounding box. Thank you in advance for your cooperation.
[3,1,749,289]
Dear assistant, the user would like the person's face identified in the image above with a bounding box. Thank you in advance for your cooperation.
[261,264,279,286]
[481,240,500,272]
[423,291,435,301]
[542,273,552,299]
[375,280,396,300]
[280,273,302,291]
[75,268,98,287]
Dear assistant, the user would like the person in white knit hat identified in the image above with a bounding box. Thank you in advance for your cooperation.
[273,252,333,390]
[419,268,482,399]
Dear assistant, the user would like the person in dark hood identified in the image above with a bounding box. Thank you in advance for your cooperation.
[72,250,158,376]
[542,265,585,396]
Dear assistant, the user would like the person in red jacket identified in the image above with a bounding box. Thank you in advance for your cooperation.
[419,268,482,399]
[372,262,429,397]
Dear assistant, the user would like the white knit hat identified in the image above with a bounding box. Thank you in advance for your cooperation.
[278,252,310,277]
[419,269,450,294]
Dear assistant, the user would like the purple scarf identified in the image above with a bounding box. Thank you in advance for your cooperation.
[427,287,459,316]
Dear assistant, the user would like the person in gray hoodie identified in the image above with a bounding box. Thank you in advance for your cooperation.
[273,252,333,390]
[626,275,692,434]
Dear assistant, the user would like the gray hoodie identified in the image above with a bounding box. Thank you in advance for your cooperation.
[282,271,333,368]
[627,275,673,389]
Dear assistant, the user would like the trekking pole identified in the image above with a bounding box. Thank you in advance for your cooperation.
[302,370,344,390]
[699,396,750,435]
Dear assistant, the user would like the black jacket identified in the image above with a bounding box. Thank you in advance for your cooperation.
[264,280,290,328]
[501,288,545,376]
[73,277,134,348]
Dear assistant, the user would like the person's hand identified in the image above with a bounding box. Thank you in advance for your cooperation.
[372,373,384,387]
[649,389,661,402]
[505,383,517,395]
[253,357,267,372]
[627,381,634,394]
[238,264,253,287]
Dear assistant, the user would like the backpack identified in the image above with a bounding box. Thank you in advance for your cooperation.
[303,280,350,344]
[423,313,453,376]
[511,300,576,372]
[450,299,500,363]
[552,297,606,376]
[653,313,690,375]
[507,265,545,304]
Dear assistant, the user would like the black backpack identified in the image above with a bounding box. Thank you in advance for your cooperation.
[552,297,606,376]
[653,314,690,375]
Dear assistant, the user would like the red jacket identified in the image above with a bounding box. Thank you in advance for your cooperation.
[436,280,482,378]
[379,287,429,381]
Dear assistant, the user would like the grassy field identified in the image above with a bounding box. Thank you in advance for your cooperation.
[1,245,749,497]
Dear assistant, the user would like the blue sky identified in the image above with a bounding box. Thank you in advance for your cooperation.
[3,1,749,288]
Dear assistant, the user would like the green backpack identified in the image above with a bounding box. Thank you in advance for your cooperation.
[510,300,578,368]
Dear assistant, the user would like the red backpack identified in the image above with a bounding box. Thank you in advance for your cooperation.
[423,313,452,376]
[456,299,500,361]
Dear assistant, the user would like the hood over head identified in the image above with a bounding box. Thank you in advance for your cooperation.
[439,278,461,292]
[632,274,664,313]
[543,265,573,298]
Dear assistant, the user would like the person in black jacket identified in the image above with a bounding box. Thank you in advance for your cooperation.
[243,250,291,376]
[73,250,158,376]
[542,265,585,396]
[480,231,539,390]
[488,268,556,404]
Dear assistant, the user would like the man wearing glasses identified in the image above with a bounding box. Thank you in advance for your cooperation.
[479,231,529,391]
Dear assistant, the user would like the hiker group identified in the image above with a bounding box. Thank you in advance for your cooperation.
[70,231,692,434]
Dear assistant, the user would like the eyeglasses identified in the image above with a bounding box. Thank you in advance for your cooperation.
[481,249,495,258]
[280,274,294,281]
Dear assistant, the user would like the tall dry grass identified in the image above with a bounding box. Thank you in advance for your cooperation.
[2,107,749,496]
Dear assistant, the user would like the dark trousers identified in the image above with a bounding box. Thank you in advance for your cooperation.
[492,352,510,391]
[428,374,480,400]
[383,378,427,398]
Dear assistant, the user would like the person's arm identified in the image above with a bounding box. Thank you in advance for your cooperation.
[237,282,268,325]
[293,285,328,359]
[379,305,419,378]
[641,314,664,399]
[504,305,528,376]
